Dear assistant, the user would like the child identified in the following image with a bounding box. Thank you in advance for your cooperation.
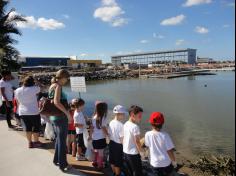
[13,97,21,128]
[67,100,77,157]
[91,101,108,169]
[73,98,87,161]
[123,105,143,176]
[145,112,177,176]
[108,105,127,176]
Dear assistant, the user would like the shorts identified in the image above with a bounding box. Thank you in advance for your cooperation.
[76,133,86,148]
[21,114,41,132]
[124,153,143,176]
[109,140,123,167]
[152,164,175,175]
[68,130,76,135]
[92,138,107,150]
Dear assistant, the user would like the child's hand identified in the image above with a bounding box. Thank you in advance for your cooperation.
[172,161,178,168]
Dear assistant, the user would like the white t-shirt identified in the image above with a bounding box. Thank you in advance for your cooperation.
[92,115,108,141]
[123,121,141,155]
[145,130,175,168]
[108,119,124,144]
[14,86,40,116]
[73,110,86,134]
[0,79,13,101]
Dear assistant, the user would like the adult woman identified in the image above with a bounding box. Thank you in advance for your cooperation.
[48,69,72,172]
[14,76,42,148]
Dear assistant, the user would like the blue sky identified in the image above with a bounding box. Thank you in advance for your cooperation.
[9,0,235,62]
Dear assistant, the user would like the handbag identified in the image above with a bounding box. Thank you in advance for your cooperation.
[39,97,69,117]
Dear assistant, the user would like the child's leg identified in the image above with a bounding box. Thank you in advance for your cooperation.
[92,149,98,164]
[71,134,76,157]
[66,134,72,153]
[114,167,121,176]
[97,149,104,168]
[77,146,82,156]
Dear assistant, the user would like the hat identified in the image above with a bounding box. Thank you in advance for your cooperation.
[149,112,165,125]
[113,105,127,114]
[71,98,78,104]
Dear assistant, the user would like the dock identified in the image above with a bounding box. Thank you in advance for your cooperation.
[140,70,217,79]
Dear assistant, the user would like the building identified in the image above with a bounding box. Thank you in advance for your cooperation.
[21,56,70,66]
[111,48,197,66]
[197,57,216,64]
[67,60,102,68]
[19,56,102,68]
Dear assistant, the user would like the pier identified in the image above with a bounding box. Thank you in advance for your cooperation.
[140,70,217,79]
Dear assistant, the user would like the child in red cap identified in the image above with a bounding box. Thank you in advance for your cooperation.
[145,112,178,176]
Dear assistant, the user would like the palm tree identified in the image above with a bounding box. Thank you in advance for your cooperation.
[0,0,26,71]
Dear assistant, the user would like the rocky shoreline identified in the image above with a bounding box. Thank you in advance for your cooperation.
[19,69,139,85]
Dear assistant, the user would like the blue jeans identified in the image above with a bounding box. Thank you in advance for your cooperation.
[52,117,68,169]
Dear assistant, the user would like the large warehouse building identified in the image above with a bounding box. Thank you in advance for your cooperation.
[111,48,197,66]
[19,56,102,68]
[21,56,70,66]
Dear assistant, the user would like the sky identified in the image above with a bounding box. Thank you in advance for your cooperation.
[7,0,236,63]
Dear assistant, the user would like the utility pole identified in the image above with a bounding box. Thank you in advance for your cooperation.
[139,62,141,78]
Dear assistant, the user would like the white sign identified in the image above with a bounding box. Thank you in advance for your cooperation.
[70,77,86,92]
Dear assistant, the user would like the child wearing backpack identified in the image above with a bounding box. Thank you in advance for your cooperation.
[145,112,177,176]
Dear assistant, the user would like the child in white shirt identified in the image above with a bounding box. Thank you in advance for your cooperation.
[91,101,108,169]
[123,105,144,176]
[73,98,87,161]
[145,112,177,176]
[108,105,127,176]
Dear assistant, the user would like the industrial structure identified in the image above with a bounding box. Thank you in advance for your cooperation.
[67,60,102,68]
[19,56,102,68]
[111,48,197,66]
[20,56,70,66]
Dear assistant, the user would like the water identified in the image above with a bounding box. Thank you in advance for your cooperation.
[64,72,235,159]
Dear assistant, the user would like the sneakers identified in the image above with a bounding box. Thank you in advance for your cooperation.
[28,142,34,148]
[60,165,73,172]
[76,155,87,161]
[92,162,98,168]
[33,141,43,148]
[28,141,43,148]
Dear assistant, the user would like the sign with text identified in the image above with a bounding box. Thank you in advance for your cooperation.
[70,77,86,92]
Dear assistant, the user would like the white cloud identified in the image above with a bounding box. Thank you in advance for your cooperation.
[62,14,70,19]
[227,2,235,7]
[176,39,185,46]
[183,0,212,7]
[195,26,209,34]
[10,11,65,30]
[112,18,128,27]
[37,18,65,30]
[80,53,88,57]
[223,24,230,28]
[102,0,117,6]
[153,33,165,39]
[161,14,186,26]
[140,40,149,44]
[94,0,128,27]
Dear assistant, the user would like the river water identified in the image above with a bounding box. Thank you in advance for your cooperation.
[64,72,235,159]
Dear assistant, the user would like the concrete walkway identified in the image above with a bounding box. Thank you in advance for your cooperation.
[0,116,85,176]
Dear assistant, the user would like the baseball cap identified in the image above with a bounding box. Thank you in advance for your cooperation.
[113,105,127,114]
[149,112,165,125]
[71,98,78,104]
